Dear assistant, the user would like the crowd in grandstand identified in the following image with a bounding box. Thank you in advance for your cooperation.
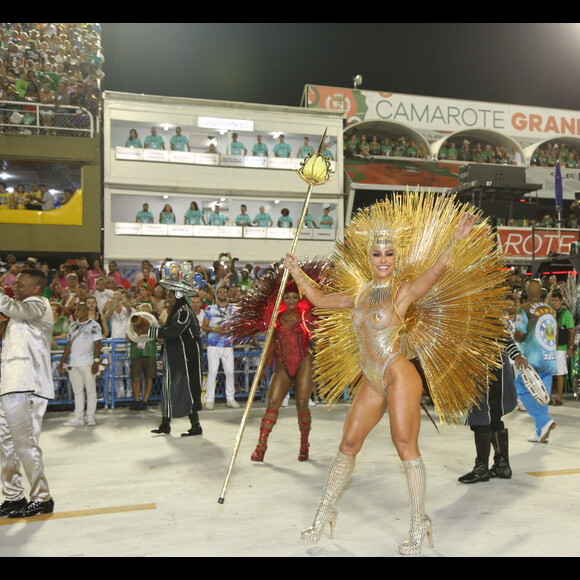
[344,131,580,170]
[530,142,579,168]
[343,130,527,166]
[0,253,278,341]
[0,23,103,133]
[0,180,73,210]
[344,131,430,160]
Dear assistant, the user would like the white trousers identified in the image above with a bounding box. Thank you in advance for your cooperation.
[69,365,97,419]
[0,392,51,501]
[205,346,235,402]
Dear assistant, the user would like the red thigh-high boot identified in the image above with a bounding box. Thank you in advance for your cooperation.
[251,409,278,462]
[298,411,311,461]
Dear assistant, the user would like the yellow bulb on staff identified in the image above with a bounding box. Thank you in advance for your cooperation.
[296,153,332,186]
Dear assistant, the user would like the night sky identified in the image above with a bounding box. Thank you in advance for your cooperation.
[100,23,580,112]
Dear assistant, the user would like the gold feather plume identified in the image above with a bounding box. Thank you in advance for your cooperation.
[311,189,511,424]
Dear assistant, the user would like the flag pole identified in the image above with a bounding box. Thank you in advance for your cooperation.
[555,160,563,255]
[218,129,331,504]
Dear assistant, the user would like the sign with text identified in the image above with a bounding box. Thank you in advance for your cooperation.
[313,229,336,241]
[497,227,579,258]
[114,222,141,235]
[220,155,245,168]
[193,225,219,237]
[267,227,293,239]
[142,149,169,162]
[194,152,220,166]
[197,116,254,132]
[218,226,243,238]
[168,224,193,236]
[141,223,168,236]
[169,151,196,164]
[116,146,143,160]
[243,227,267,239]
[306,84,580,142]
[243,156,268,168]
[268,158,292,170]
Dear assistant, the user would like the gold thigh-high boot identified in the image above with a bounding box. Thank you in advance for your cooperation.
[301,450,355,542]
[398,456,434,555]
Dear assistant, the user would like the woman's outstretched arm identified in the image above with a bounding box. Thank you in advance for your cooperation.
[284,254,354,310]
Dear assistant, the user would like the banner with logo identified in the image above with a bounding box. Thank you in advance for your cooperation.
[526,166,580,201]
[497,227,579,258]
[305,85,580,144]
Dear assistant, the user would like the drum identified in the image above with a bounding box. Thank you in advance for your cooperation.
[518,364,550,406]
[126,311,159,344]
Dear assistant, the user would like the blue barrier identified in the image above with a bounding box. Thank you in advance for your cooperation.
[49,338,268,409]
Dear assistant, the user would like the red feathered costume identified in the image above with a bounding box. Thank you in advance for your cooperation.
[225,262,327,463]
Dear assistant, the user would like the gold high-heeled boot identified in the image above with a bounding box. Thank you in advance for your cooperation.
[398,456,434,555]
[301,450,355,542]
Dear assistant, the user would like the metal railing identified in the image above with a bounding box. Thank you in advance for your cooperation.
[49,338,269,409]
[0,99,95,137]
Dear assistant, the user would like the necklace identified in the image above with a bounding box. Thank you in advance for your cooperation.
[367,278,393,305]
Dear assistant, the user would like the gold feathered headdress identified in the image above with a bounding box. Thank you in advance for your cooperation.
[312,189,510,424]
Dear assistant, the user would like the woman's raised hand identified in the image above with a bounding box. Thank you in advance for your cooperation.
[284,253,298,271]
[457,213,476,239]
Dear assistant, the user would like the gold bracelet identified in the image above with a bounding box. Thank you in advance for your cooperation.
[293,268,319,289]
[441,236,465,265]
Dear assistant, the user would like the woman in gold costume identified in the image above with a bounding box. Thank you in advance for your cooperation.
[285,191,509,555]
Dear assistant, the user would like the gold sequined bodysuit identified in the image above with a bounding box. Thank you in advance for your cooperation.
[351,281,404,395]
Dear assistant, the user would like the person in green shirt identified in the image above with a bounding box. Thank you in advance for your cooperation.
[229,133,247,156]
[252,135,268,157]
[277,208,293,228]
[304,207,318,229]
[208,205,226,225]
[136,203,154,224]
[127,304,159,410]
[235,204,252,226]
[170,127,190,151]
[297,137,313,158]
[319,208,334,229]
[273,134,292,158]
[184,201,205,225]
[143,127,165,150]
[253,206,273,227]
[482,144,494,163]
[125,129,142,148]
[549,290,575,406]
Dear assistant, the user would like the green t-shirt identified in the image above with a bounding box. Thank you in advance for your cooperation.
[129,338,158,359]
[554,306,575,350]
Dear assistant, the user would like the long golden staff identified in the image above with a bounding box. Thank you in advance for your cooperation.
[218,129,332,503]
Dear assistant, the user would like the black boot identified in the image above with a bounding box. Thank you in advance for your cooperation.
[490,429,511,479]
[181,413,203,437]
[151,417,171,434]
[458,431,491,484]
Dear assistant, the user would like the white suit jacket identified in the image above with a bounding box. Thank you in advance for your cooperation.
[0,294,55,399]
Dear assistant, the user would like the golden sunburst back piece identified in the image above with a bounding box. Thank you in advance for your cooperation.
[312,189,510,424]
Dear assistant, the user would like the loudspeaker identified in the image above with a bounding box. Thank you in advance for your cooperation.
[512,201,537,220]
[481,200,510,219]
[459,164,526,186]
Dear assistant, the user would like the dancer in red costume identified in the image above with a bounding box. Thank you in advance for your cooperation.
[225,266,324,462]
